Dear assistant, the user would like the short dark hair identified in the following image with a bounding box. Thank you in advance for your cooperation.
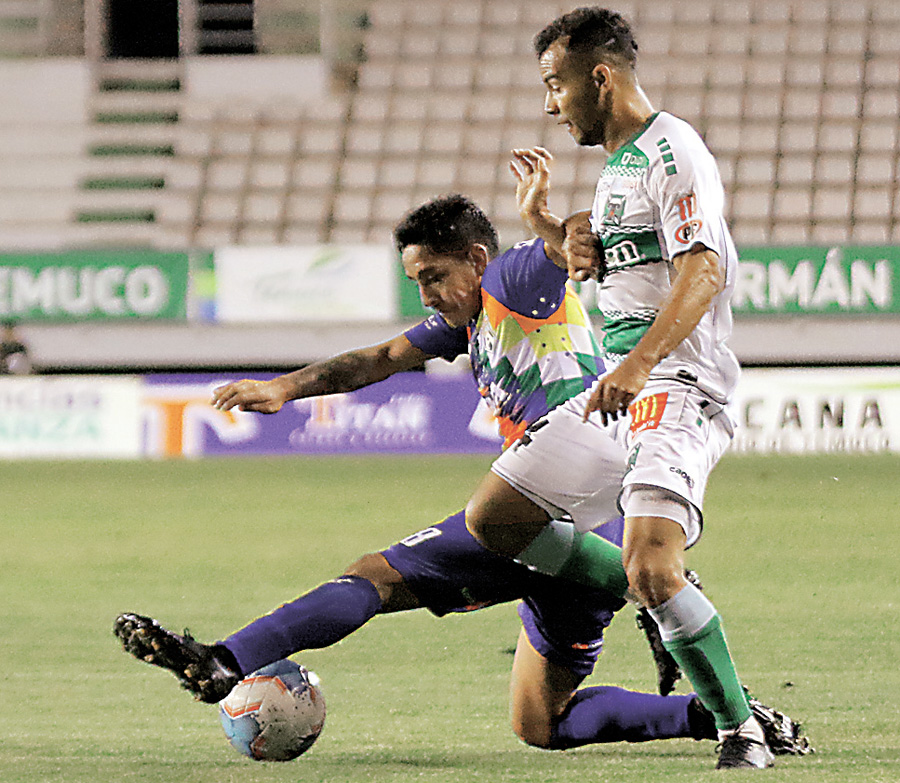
[394,194,500,258]
[534,6,637,67]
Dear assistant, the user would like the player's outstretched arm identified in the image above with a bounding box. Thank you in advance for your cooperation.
[510,148,601,279]
[212,335,432,413]
[510,148,566,266]
[583,244,723,423]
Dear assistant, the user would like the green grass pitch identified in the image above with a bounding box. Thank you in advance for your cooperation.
[2,454,898,782]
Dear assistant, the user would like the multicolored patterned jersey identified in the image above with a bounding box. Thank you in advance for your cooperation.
[405,238,604,449]
[590,111,740,403]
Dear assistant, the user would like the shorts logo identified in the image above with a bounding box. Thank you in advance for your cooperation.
[669,466,694,488]
[629,392,668,434]
[625,443,641,474]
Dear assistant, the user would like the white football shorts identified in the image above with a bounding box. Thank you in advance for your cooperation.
[491,379,734,546]
[490,402,628,534]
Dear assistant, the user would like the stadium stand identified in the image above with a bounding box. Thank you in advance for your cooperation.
[2,0,899,252]
[0,0,51,57]
[3,0,900,370]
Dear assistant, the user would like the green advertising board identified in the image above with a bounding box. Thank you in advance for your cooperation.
[734,246,899,315]
[0,251,189,321]
[399,245,900,319]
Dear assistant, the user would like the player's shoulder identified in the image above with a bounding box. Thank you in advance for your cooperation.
[483,237,547,286]
[489,237,546,268]
[636,112,711,163]
[636,112,718,190]
[482,238,568,317]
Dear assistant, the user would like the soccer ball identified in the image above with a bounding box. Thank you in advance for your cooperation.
[218,659,326,761]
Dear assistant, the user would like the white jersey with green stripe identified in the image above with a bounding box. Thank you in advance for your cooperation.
[590,111,740,404]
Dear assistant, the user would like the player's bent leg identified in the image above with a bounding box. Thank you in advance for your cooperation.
[221,559,393,676]
[470,409,631,594]
[509,628,581,748]
[509,629,714,749]
[113,554,422,704]
[343,552,422,613]
[466,474,630,598]
[465,471,551,557]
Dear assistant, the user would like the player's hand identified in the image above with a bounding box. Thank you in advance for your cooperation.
[212,378,290,414]
[582,358,652,425]
[562,217,601,282]
[509,147,555,229]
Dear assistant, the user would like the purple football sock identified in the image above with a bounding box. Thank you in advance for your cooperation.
[549,686,695,748]
[222,575,382,676]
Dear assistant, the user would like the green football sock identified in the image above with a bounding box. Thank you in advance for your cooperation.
[517,521,629,597]
[661,613,752,731]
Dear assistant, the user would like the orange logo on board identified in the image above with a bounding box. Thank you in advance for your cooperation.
[629,392,668,434]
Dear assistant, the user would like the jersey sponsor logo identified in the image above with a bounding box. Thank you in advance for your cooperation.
[629,392,668,434]
[674,191,702,244]
[675,219,703,245]
[676,192,697,221]
[603,239,647,271]
[472,326,497,357]
[602,193,626,226]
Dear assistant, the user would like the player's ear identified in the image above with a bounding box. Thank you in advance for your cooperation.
[468,244,490,274]
[591,63,612,91]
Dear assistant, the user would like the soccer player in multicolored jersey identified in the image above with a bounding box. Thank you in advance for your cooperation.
[464,7,774,770]
[113,194,809,755]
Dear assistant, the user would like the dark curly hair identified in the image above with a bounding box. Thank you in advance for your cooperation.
[534,6,637,68]
[394,194,500,258]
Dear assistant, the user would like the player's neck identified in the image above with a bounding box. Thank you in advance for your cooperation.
[603,88,655,154]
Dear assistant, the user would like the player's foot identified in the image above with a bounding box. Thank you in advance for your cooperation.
[747,693,814,756]
[635,569,705,696]
[715,715,774,769]
[715,732,775,769]
[690,692,813,757]
[113,612,241,703]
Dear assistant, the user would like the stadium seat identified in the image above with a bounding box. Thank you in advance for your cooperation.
[2,0,899,252]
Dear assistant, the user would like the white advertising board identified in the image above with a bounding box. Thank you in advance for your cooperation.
[732,368,900,454]
[214,245,397,323]
[0,376,142,458]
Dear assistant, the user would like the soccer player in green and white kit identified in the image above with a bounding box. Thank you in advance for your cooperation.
[465,7,773,770]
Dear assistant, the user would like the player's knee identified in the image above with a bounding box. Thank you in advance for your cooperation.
[624,555,684,607]
[510,712,554,749]
[623,534,684,604]
[463,502,488,544]
[342,552,399,603]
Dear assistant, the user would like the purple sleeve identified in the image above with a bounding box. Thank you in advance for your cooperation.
[482,239,569,318]
[403,314,469,362]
